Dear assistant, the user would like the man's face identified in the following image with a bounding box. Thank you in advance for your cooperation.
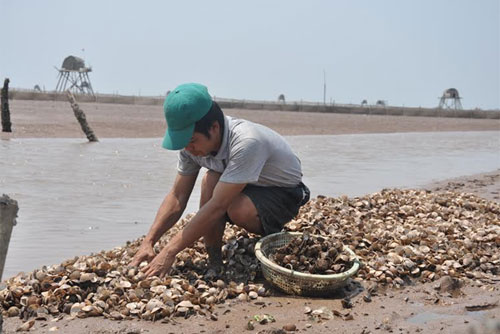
[184,122,220,157]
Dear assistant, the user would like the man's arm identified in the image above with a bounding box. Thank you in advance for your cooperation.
[142,181,246,277]
[130,172,198,266]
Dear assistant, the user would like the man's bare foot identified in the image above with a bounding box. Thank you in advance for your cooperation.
[204,245,225,280]
[206,245,223,266]
[204,264,225,281]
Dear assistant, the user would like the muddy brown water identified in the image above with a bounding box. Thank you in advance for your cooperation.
[1,131,499,279]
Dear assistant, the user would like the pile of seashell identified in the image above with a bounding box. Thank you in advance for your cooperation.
[1,189,499,323]
[269,233,354,274]
[286,189,499,286]
[0,215,264,323]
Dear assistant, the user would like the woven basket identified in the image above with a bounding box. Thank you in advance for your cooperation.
[255,232,361,296]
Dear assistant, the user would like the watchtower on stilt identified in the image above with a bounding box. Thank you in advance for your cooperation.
[438,88,462,109]
[55,56,95,96]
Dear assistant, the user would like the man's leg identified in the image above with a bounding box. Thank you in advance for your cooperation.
[200,170,225,267]
[227,194,264,235]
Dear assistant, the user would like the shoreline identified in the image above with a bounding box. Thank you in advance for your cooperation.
[9,89,500,119]
[421,169,500,203]
[5,99,500,138]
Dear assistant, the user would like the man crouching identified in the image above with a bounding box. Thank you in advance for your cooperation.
[130,83,309,278]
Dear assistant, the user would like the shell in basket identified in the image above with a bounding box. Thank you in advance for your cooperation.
[255,232,361,296]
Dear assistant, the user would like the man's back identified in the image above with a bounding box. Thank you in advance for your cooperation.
[178,116,303,187]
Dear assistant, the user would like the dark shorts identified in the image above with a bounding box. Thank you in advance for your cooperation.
[232,182,310,236]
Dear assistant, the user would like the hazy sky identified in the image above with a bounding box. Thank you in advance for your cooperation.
[1,0,499,109]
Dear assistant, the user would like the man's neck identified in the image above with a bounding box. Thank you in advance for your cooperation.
[210,118,225,156]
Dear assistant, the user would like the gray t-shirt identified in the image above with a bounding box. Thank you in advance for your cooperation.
[177,116,302,187]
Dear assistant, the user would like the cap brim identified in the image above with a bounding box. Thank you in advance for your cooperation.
[162,123,195,150]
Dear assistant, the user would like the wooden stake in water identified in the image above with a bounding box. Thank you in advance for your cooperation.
[66,90,99,142]
[0,194,18,281]
[1,78,12,133]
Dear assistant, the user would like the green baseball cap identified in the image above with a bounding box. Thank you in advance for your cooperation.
[162,83,213,150]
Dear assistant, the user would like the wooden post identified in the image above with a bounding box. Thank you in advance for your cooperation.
[0,194,18,281]
[66,90,99,142]
[0,195,17,332]
[1,78,12,133]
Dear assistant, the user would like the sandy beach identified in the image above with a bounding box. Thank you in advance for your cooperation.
[2,99,500,334]
[5,99,500,138]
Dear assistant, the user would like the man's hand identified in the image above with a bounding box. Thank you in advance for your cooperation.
[141,249,175,278]
[142,182,246,278]
[130,241,156,267]
[128,173,197,268]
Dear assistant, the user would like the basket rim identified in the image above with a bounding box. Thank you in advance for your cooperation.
[255,231,361,281]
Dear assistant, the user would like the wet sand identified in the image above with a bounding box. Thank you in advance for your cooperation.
[423,169,500,203]
[3,277,499,334]
[2,100,500,333]
[5,99,500,138]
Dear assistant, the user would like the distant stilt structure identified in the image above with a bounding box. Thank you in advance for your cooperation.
[438,88,463,110]
[1,78,12,132]
[66,91,99,142]
[323,70,327,105]
[278,94,286,103]
[56,56,95,97]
